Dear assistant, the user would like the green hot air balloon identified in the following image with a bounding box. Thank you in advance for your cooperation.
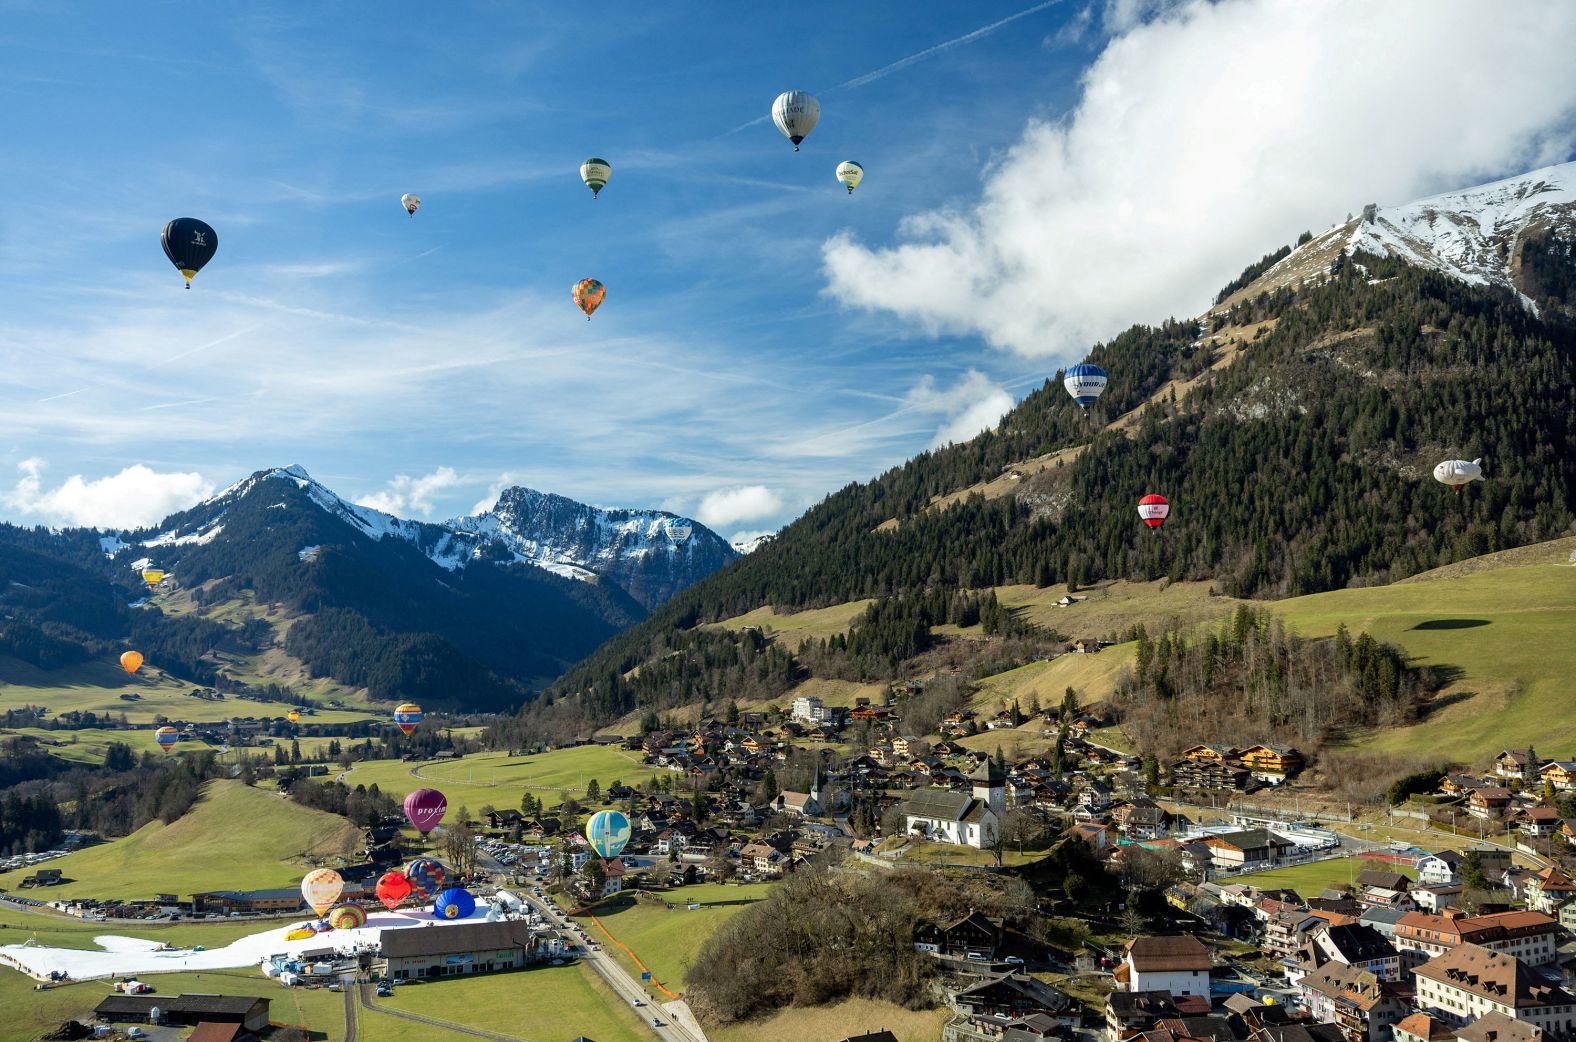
[580,158,611,198]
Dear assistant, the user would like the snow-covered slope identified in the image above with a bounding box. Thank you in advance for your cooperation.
[1220,161,1576,310]
[131,466,735,610]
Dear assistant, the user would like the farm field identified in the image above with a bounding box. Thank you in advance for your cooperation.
[370,962,651,1042]
[1236,855,1417,899]
[335,744,664,812]
[580,882,774,995]
[0,780,360,900]
[1272,538,1576,764]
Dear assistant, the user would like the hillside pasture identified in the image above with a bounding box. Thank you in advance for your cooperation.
[581,882,774,995]
[709,600,873,648]
[0,780,360,900]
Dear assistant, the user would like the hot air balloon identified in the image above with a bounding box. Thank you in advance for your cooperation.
[585,811,632,860]
[327,902,367,931]
[580,158,611,198]
[771,90,820,151]
[835,161,864,194]
[393,703,423,736]
[154,726,179,754]
[664,520,692,543]
[375,870,414,910]
[301,869,344,917]
[120,650,144,674]
[287,710,301,724]
[1063,363,1109,412]
[141,569,165,587]
[1434,458,1483,496]
[1137,494,1170,531]
[404,788,448,835]
[400,193,421,217]
[433,887,476,921]
[405,858,446,898]
[573,278,605,320]
[160,218,218,289]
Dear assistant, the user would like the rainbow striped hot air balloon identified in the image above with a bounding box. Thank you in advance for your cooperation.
[154,726,179,754]
[327,902,367,931]
[393,703,423,736]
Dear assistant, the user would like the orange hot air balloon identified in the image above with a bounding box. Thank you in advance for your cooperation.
[288,710,301,724]
[120,651,144,674]
[572,278,605,320]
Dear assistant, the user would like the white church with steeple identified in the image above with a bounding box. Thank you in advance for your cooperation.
[901,758,1005,848]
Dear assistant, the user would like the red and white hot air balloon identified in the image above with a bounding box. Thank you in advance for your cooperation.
[1137,494,1170,531]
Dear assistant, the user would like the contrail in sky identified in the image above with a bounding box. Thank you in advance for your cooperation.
[723,0,1061,135]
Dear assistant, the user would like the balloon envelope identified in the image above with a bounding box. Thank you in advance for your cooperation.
[1434,458,1483,492]
[154,726,179,753]
[585,811,632,859]
[120,651,144,674]
[433,887,476,920]
[573,278,605,319]
[160,218,218,286]
[141,569,165,586]
[1137,494,1171,529]
[835,160,864,193]
[393,703,423,736]
[301,869,343,917]
[772,90,820,150]
[405,858,446,898]
[287,710,300,723]
[375,870,414,910]
[400,193,421,215]
[580,158,611,197]
[1063,363,1109,410]
[327,902,367,931]
[404,788,448,835]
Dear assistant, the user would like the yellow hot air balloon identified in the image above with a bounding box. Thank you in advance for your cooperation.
[141,569,165,587]
[301,869,344,917]
[120,650,144,674]
[288,710,301,724]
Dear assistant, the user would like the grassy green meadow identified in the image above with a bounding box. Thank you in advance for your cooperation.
[369,962,652,1042]
[580,882,774,994]
[335,744,664,813]
[1236,856,1418,899]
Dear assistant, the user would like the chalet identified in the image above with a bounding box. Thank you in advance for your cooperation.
[952,972,1077,1022]
[1297,924,1402,982]
[1263,909,1323,960]
[1467,788,1512,819]
[1071,638,1100,654]
[1412,943,1576,1030]
[1524,866,1576,914]
[893,735,923,758]
[1203,830,1295,872]
[1494,749,1541,781]
[1410,885,1464,914]
[914,910,1003,959]
[1122,935,1212,996]
[1170,758,1254,793]
[1106,991,1181,1042]
[1183,744,1240,764]
[1356,870,1409,893]
[1518,806,1563,836]
[486,809,524,830]
[1440,775,1493,797]
[1239,744,1305,781]
[1540,761,1576,792]
[93,995,270,1032]
[1066,822,1112,853]
[1417,852,1463,886]
[381,920,544,980]
[1296,963,1409,1042]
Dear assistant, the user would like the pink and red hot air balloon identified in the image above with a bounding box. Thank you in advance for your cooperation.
[404,788,448,836]
[375,870,414,910]
[1137,494,1170,531]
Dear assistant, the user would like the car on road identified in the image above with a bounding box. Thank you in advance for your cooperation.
[1004,955,1025,966]
[652,1018,664,1027]
[376,983,392,997]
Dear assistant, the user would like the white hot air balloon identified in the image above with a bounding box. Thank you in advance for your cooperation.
[836,160,864,194]
[1433,458,1483,496]
[665,520,693,543]
[580,157,611,198]
[771,91,821,151]
[400,193,421,217]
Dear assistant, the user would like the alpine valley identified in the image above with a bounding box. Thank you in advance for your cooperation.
[0,466,736,712]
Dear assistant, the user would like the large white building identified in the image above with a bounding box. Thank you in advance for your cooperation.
[1119,935,1212,996]
[1413,943,1576,1033]
[791,695,827,724]
[902,759,1004,849]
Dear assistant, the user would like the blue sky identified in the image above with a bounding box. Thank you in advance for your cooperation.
[3,1,1573,540]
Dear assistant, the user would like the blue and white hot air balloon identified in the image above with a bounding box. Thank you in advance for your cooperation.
[585,811,632,860]
[1063,363,1108,412]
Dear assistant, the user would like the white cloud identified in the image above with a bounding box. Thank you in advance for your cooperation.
[4,458,213,529]
[824,0,1576,357]
[695,486,784,528]
[357,467,461,518]
[906,370,1015,447]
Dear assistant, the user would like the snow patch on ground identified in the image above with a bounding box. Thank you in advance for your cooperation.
[99,535,128,557]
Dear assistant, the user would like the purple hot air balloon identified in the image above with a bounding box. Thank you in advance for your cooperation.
[403,788,448,836]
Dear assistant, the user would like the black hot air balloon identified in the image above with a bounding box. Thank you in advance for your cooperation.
[160,218,219,289]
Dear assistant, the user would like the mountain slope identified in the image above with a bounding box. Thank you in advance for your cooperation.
[513,164,1576,738]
